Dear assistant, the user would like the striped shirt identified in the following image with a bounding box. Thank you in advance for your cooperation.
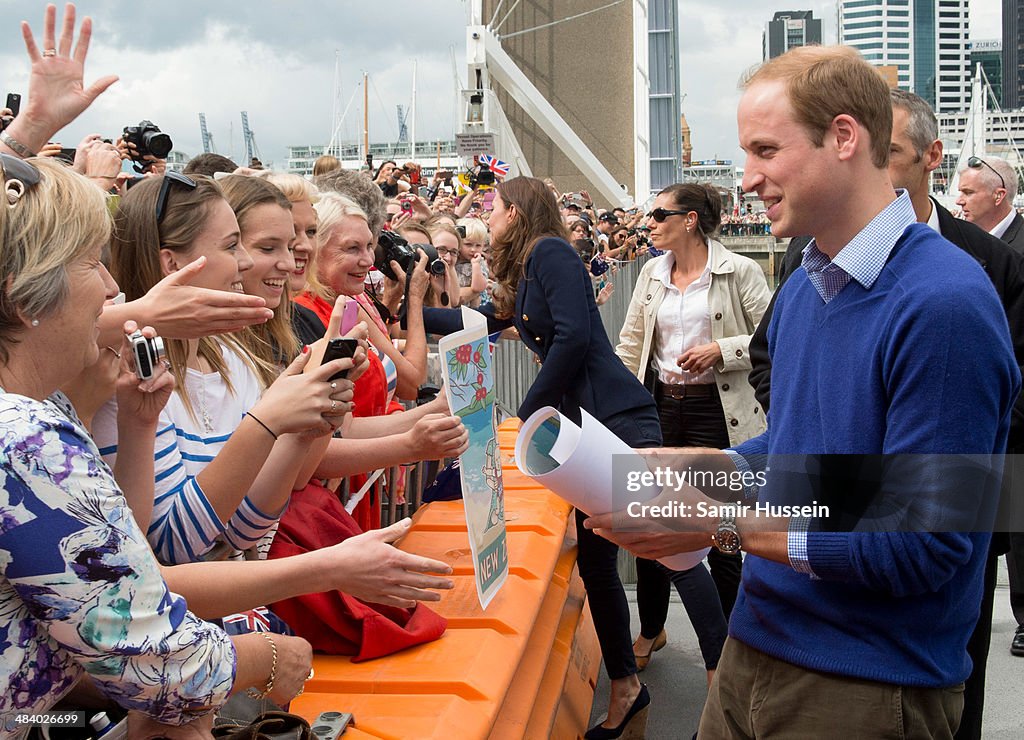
[93,341,282,565]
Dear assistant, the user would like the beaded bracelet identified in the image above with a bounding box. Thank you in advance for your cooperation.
[245,631,278,699]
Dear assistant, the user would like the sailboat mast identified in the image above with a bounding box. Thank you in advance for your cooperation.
[363,72,370,169]
[327,50,340,156]
[411,61,417,162]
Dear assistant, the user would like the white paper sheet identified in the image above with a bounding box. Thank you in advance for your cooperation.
[515,406,709,571]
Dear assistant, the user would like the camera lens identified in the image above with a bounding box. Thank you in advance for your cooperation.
[144,131,173,159]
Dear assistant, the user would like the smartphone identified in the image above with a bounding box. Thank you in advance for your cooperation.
[320,338,359,381]
[340,300,360,335]
[5,93,21,118]
[57,147,77,164]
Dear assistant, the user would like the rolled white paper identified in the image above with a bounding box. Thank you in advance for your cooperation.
[515,406,709,571]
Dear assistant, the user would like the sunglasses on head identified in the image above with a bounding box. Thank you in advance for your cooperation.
[1,153,41,206]
[155,170,198,223]
[647,207,689,222]
[967,156,1006,191]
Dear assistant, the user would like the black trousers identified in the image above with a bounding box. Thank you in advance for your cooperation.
[636,387,740,659]
[576,404,663,680]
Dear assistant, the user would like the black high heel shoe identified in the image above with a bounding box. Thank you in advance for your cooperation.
[584,683,651,739]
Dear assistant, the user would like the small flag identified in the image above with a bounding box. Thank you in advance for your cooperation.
[479,154,510,179]
[221,606,292,635]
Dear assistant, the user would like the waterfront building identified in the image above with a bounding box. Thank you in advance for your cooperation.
[763,10,823,60]
[285,139,461,178]
[972,39,1003,106]
[838,0,971,112]
[1004,0,1024,108]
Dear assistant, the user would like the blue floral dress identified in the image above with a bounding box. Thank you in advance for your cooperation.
[0,391,235,737]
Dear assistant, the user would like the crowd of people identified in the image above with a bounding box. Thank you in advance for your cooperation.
[1,5,1022,740]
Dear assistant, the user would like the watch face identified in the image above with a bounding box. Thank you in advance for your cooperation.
[714,528,741,554]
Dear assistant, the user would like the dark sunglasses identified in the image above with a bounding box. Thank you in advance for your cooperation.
[647,208,689,222]
[967,156,1006,191]
[1,153,41,203]
[155,170,197,223]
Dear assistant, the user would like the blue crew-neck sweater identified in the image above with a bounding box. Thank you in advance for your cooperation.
[732,223,1020,687]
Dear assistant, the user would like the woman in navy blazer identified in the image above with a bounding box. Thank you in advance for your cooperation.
[426,177,659,738]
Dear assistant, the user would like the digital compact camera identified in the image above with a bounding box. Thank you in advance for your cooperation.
[129,330,166,381]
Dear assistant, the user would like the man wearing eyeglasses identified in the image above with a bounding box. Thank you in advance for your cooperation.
[956,154,1024,252]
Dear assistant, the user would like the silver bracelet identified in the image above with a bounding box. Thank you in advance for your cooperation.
[0,131,38,159]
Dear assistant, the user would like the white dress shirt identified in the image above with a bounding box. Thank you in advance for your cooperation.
[651,251,715,385]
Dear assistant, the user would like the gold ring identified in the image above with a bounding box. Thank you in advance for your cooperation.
[307,668,315,680]
[42,48,57,57]
[295,685,304,696]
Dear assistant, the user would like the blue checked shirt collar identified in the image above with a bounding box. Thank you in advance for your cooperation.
[800,190,916,304]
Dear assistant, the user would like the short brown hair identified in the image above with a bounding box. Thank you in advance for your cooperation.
[742,45,892,169]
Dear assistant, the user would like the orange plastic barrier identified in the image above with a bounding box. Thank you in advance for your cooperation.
[291,418,600,739]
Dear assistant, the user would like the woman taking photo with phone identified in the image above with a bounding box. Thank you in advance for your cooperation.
[616,183,770,685]
[96,173,355,564]
[425,176,658,739]
[0,154,297,725]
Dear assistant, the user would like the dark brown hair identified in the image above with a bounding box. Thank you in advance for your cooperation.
[489,176,568,318]
[659,183,723,239]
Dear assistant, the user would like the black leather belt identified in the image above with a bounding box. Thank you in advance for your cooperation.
[654,380,715,399]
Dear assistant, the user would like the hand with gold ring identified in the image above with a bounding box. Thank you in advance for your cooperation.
[10,3,119,158]
[323,377,354,425]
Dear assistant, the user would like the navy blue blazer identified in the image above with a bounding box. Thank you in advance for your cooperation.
[424,237,656,423]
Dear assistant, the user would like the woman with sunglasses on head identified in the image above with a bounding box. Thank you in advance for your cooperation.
[615,183,771,688]
[0,154,316,728]
[424,176,659,739]
[93,173,355,566]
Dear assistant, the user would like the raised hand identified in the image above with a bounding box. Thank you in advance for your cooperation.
[8,4,118,154]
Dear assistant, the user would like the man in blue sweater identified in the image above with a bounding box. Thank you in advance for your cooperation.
[588,45,1019,737]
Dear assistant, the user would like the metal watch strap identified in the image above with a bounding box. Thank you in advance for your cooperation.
[0,131,38,158]
[713,513,742,554]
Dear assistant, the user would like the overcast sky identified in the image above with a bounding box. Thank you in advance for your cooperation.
[0,1,1002,171]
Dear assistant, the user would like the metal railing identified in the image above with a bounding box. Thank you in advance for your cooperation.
[370,241,786,532]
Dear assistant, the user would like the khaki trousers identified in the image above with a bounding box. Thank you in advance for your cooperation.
[698,638,964,739]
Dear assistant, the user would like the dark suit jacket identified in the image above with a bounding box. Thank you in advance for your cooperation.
[424,237,656,423]
[1000,211,1024,254]
[747,236,810,412]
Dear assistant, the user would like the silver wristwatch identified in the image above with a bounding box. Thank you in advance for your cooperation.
[712,514,742,555]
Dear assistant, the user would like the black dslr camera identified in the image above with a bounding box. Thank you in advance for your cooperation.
[374,231,446,281]
[628,226,652,249]
[122,120,173,171]
[129,330,166,381]
[468,164,495,189]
